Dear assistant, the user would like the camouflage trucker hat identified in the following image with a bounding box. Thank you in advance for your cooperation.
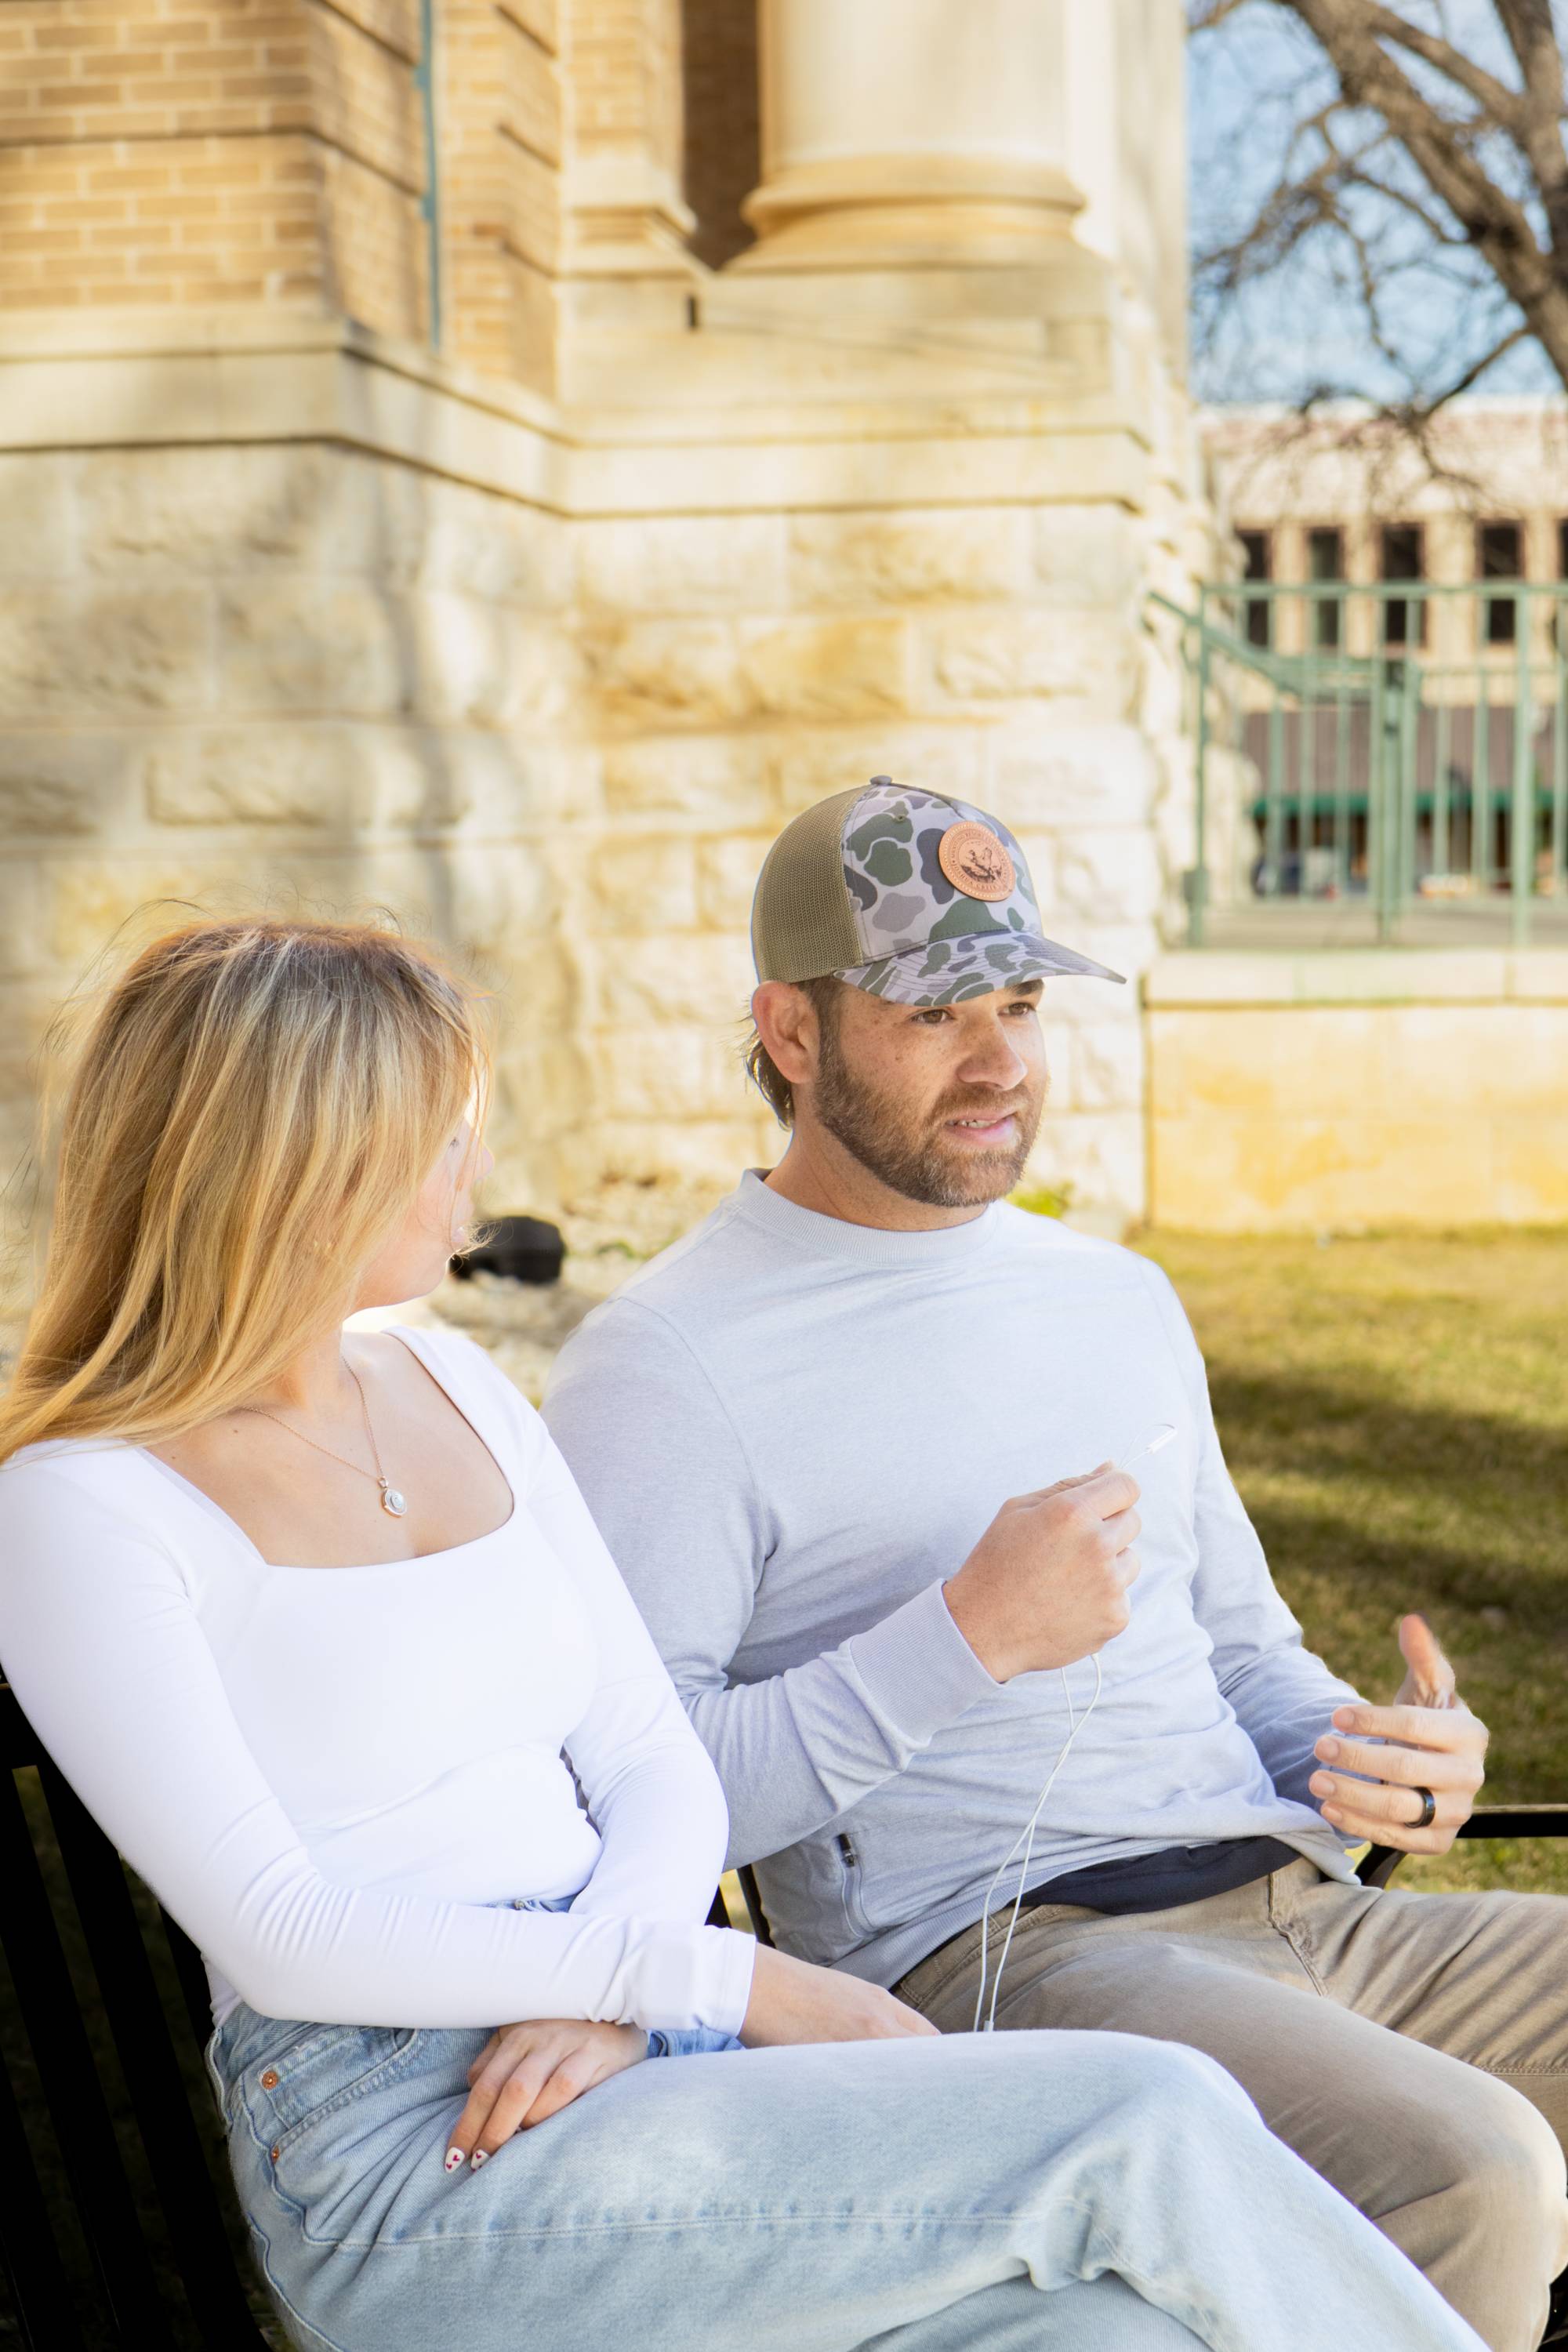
[750,777,1125,1007]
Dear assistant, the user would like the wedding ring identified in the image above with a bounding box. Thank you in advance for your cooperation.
[1410,1785,1437,1830]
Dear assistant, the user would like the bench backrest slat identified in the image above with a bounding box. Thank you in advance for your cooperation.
[39,1757,272,2350]
[0,2026,89,2352]
[0,1750,174,2343]
[0,1685,271,2350]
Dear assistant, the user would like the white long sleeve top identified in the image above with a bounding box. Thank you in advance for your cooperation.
[0,1325,756,2038]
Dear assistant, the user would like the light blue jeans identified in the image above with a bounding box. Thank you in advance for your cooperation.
[205,1909,1485,2352]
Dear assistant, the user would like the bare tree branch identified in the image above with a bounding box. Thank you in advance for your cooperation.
[1490,0,1568,267]
[1352,2,1530,132]
[1363,165,1472,245]
[1195,0,1568,408]
[1190,0,1261,27]
[1283,0,1543,273]
[1492,0,1562,109]
[1406,314,1534,405]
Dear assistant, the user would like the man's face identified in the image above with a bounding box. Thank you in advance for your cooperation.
[808,980,1047,1209]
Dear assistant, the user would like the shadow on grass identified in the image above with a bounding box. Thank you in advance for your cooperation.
[1203,1367,1568,1801]
[1210,1364,1568,1490]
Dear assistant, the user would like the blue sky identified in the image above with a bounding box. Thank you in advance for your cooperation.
[1187,2,1562,405]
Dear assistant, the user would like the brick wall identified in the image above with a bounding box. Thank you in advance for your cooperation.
[568,0,678,174]
[0,0,429,336]
[438,0,561,392]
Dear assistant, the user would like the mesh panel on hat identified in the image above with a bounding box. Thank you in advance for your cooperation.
[750,783,866,983]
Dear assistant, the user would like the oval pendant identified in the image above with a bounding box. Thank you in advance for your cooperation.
[380,1486,408,1517]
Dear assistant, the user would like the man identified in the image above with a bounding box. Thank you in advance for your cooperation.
[543,779,1568,2352]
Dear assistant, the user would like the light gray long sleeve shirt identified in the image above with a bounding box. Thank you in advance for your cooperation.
[542,1173,1359,1987]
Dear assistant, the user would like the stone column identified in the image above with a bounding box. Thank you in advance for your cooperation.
[735,0,1085,270]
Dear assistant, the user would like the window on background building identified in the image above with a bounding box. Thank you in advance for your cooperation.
[1381,523,1426,648]
[1239,529,1272,646]
[1479,520,1522,644]
[1308,526,1343,649]
[1558,517,1568,580]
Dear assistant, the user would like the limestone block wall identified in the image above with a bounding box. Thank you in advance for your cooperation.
[1147,951,1568,1230]
[0,0,1215,1305]
[565,492,1174,1232]
[0,429,591,1312]
[0,339,1196,1316]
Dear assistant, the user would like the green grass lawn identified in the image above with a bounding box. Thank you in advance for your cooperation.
[1135,1228,1568,1896]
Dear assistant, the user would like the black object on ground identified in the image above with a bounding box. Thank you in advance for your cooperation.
[449,1214,564,1287]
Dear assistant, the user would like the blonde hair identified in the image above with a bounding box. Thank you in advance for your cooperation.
[0,916,490,1467]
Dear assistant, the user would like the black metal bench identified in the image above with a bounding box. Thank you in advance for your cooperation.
[3,1677,1564,2350]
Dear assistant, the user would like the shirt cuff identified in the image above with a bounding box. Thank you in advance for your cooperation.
[702,1919,757,2040]
[630,1918,757,2038]
[844,1578,1001,1747]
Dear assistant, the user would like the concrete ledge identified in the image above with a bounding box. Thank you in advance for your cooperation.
[0,304,1155,521]
[1145,948,1568,1007]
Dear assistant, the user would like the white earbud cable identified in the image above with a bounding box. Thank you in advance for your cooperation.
[968,1424,1176,2034]
[971,1653,1102,2031]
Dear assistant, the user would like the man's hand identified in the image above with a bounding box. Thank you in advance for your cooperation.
[443,2018,648,2174]
[740,1945,938,2046]
[943,1466,1142,1683]
[1309,1614,1488,1855]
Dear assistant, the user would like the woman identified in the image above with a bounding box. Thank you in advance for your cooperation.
[0,917,1481,2352]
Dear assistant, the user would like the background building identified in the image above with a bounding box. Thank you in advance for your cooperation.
[0,0,1206,1314]
[1144,398,1568,1233]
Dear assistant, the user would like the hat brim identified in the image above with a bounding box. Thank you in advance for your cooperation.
[838,931,1126,1007]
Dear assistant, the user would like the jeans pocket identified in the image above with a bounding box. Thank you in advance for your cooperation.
[241,2023,423,2167]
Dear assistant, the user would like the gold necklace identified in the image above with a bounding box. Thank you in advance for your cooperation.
[235,1362,408,1518]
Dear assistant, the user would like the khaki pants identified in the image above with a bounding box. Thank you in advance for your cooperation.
[895,1860,1568,2352]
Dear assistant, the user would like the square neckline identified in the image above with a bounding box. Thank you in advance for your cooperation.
[138,1326,519,1573]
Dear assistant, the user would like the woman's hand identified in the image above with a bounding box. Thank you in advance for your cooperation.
[739,1944,938,2046]
[444,2019,648,2174]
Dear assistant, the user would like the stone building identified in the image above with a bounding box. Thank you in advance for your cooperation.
[0,0,1207,1303]
[1138,399,1568,1234]
[1204,397,1568,626]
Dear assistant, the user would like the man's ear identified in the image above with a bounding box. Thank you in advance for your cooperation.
[752,982,817,1085]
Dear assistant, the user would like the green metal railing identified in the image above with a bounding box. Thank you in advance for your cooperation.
[1157,580,1568,948]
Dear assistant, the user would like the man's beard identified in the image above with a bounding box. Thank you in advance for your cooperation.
[811,1013,1044,1209]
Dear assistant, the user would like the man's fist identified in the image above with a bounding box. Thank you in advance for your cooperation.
[943,1466,1142,1683]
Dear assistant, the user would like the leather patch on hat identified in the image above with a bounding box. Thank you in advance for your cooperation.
[938,821,1015,902]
